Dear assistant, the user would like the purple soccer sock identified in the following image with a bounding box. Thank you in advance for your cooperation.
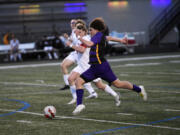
[76,89,84,105]
[133,84,141,93]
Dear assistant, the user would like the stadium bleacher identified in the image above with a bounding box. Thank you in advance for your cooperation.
[0,42,46,62]
[108,31,139,54]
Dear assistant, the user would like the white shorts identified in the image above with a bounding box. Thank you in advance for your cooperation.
[72,65,101,83]
[93,78,101,83]
[72,66,84,74]
[72,62,89,74]
[65,51,78,63]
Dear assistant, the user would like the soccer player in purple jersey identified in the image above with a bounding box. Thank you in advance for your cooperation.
[72,17,147,115]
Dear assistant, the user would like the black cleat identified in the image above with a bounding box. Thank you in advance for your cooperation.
[60,85,69,90]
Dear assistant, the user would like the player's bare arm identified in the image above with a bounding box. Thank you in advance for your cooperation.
[106,36,127,44]
[79,37,94,47]
[66,40,86,53]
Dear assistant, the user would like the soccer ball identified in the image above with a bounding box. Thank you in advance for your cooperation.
[44,105,56,119]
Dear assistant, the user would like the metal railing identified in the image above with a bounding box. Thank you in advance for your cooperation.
[149,0,180,44]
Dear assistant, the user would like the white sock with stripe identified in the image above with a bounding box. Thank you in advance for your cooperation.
[70,85,77,99]
[63,74,69,85]
[104,84,117,97]
[84,83,95,94]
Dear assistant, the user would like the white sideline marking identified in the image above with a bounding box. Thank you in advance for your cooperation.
[112,62,161,68]
[165,109,180,112]
[116,113,133,116]
[0,54,180,70]
[0,63,60,70]
[170,60,180,63]
[121,71,180,75]
[0,82,61,87]
[108,55,180,62]
[0,91,61,96]
[150,91,180,94]
[0,109,180,131]
[16,120,32,124]
[0,81,180,95]
[35,80,45,83]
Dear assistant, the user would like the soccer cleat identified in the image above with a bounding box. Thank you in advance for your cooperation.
[85,92,98,99]
[115,93,121,107]
[72,104,85,115]
[139,85,147,101]
[59,85,69,90]
[67,98,76,105]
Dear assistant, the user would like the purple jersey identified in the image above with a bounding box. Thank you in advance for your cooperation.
[89,32,106,64]
[80,32,117,83]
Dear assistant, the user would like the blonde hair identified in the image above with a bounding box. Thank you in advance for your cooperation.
[76,24,87,34]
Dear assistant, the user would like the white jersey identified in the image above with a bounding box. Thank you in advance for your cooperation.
[76,35,91,70]
[70,29,80,47]
[65,29,79,63]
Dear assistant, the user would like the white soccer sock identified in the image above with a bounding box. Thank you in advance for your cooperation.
[63,74,69,85]
[84,83,95,94]
[104,84,117,97]
[70,85,77,99]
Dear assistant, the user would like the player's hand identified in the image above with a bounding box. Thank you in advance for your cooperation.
[66,41,71,47]
[121,37,128,44]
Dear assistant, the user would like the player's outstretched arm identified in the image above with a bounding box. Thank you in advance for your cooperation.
[106,36,127,44]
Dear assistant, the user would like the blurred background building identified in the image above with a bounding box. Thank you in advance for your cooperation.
[0,0,179,59]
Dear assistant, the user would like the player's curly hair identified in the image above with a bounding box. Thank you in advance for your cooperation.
[89,17,106,31]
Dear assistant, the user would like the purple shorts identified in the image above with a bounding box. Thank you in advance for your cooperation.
[80,61,117,83]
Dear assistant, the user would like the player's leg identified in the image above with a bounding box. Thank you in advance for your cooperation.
[100,62,147,101]
[84,82,98,99]
[70,65,98,100]
[67,71,79,104]
[73,67,96,115]
[77,62,98,99]
[60,57,75,90]
[72,77,86,115]
[111,79,147,101]
[94,79,121,106]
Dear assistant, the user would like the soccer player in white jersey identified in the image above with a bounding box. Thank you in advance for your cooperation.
[60,19,77,90]
[66,24,121,106]
[60,19,98,99]
[60,19,88,90]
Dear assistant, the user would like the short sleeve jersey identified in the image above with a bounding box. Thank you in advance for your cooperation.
[89,32,106,64]
[77,35,91,67]
[70,29,80,46]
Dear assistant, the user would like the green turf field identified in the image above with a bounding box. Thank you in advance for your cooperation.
[0,52,180,135]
